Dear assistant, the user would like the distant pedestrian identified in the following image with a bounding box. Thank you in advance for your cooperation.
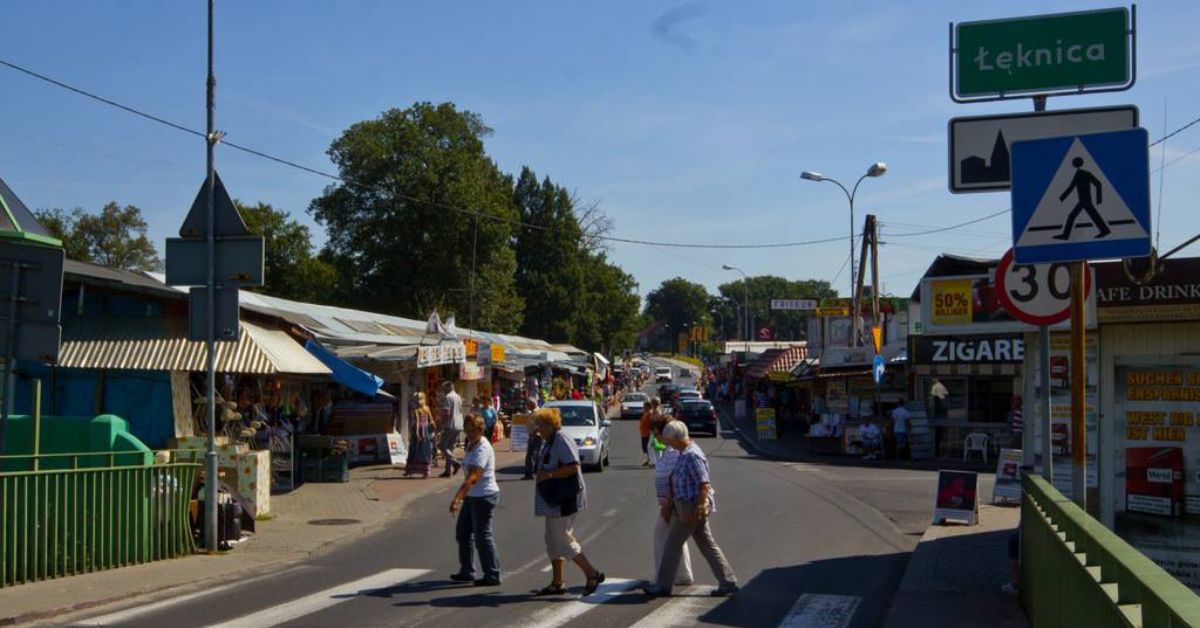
[892,401,910,461]
[523,398,542,480]
[439,381,465,478]
[639,398,659,467]
[531,408,606,596]
[405,392,434,478]
[449,413,501,586]
[649,417,693,587]
[861,417,883,460]
[643,421,737,598]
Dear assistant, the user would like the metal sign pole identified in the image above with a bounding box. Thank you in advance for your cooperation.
[0,264,20,456]
[203,0,218,553]
[1039,324,1053,484]
[1070,262,1087,508]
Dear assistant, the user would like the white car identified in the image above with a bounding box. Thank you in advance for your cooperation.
[544,400,612,472]
[620,392,648,419]
[677,389,703,404]
[655,366,673,383]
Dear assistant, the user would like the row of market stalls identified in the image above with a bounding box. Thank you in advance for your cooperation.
[9,258,604,521]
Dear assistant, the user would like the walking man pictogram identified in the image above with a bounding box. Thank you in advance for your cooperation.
[1054,157,1111,240]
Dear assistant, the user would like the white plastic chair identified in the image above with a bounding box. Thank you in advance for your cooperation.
[963,433,989,464]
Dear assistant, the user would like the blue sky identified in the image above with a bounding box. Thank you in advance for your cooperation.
[1,1,1198,303]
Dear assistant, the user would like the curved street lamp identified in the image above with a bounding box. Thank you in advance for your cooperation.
[800,162,887,347]
[721,264,750,353]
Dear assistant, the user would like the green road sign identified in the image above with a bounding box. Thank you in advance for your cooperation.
[954,7,1132,100]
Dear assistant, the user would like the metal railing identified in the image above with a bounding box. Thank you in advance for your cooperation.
[1,455,198,588]
[1021,473,1200,627]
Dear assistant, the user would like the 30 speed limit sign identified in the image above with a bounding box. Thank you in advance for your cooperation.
[995,248,1091,326]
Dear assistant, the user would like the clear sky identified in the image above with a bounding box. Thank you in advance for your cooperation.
[1,1,1197,303]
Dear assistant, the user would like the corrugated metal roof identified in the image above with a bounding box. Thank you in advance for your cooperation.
[57,316,330,375]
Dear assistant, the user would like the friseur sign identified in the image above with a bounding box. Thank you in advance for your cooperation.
[953,7,1132,100]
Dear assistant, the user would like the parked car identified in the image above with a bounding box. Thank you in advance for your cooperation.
[677,399,719,436]
[543,400,611,471]
[655,366,673,383]
[620,392,649,419]
[679,367,693,379]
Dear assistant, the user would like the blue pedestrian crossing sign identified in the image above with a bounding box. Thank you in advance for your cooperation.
[872,354,886,386]
[1011,128,1151,264]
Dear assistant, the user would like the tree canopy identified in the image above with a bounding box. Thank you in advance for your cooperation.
[644,277,711,349]
[715,275,837,340]
[34,202,161,272]
[236,200,335,303]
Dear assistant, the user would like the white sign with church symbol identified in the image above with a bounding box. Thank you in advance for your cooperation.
[948,106,1137,193]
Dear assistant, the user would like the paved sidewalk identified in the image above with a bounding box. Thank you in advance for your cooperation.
[1,440,527,626]
[883,503,1029,628]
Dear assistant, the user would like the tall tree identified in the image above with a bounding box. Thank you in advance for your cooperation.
[310,102,523,333]
[644,277,711,350]
[513,167,582,343]
[717,275,837,340]
[236,200,336,303]
[34,203,160,272]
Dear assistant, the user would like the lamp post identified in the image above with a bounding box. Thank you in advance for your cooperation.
[722,265,749,354]
[800,162,886,347]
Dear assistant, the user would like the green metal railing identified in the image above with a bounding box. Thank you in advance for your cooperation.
[0,454,198,588]
[1021,473,1200,627]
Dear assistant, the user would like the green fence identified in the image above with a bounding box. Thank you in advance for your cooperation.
[1021,474,1200,627]
[0,453,198,588]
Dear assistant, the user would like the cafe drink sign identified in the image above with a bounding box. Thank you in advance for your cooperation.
[954,7,1132,99]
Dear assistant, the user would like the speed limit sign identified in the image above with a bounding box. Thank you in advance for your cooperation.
[995,248,1091,326]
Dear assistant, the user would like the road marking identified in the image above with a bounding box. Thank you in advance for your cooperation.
[201,568,429,628]
[602,508,619,517]
[73,565,311,626]
[778,593,861,628]
[627,586,711,628]
[783,463,822,472]
[519,578,640,628]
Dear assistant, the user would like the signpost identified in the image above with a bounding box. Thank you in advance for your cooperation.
[948,106,1138,192]
[770,299,818,311]
[952,7,1134,101]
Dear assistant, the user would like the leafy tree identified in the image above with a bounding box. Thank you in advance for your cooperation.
[310,102,523,333]
[716,275,837,340]
[574,252,641,355]
[34,203,160,272]
[644,277,711,350]
[236,200,336,303]
[513,167,583,343]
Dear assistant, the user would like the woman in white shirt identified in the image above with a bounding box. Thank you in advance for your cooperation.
[650,417,694,586]
[449,413,501,586]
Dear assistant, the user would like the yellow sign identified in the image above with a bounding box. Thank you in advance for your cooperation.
[678,332,688,354]
[815,307,850,317]
[871,326,883,353]
[464,339,478,357]
[490,344,506,363]
[930,278,973,325]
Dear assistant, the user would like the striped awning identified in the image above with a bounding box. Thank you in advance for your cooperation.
[746,346,809,379]
[56,316,331,375]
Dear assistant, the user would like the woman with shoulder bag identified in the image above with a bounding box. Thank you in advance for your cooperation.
[531,408,606,596]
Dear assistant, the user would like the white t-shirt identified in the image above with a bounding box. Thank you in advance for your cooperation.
[464,438,499,497]
[892,406,910,433]
[442,390,464,431]
[861,423,882,441]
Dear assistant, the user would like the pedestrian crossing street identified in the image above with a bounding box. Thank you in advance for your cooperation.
[74,567,863,628]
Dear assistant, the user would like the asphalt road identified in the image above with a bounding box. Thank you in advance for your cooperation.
[67,362,938,628]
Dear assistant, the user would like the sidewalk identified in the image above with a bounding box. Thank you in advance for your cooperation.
[0,439,527,626]
[882,504,1030,628]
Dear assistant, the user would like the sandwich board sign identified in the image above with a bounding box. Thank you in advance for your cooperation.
[1011,128,1150,264]
[949,106,1138,193]
[934,470,979,525]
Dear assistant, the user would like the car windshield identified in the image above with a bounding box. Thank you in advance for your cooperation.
[625,393,647,402]
[555,405,596,427]
[681,402,713,415]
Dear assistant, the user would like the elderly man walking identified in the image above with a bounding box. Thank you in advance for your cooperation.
[439,381,465,478]
[643,420,738,598]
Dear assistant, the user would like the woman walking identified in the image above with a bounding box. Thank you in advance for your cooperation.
[449,413,502,586]
[649,417,693,587]
[405,392,434,478]
[531,408,606,596]
[639,398,659,467]
[643,420,738,598]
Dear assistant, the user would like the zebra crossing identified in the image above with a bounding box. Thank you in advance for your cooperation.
[69,566,862,628]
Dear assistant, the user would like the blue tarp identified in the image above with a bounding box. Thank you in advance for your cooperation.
[304,340,384,398]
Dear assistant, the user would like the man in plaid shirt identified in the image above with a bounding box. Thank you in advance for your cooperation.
[643,420,738,598]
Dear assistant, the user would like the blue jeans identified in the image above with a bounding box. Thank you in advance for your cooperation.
[456,493,500,580]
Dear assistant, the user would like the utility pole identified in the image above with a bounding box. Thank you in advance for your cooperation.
[203,0,219,554]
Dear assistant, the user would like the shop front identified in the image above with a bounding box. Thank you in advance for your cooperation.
[1093,256,1200,591]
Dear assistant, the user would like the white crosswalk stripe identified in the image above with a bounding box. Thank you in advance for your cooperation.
[777,593,861,628]
[201,568,429,628]
[626,586,714,628]
[518,578,642,628]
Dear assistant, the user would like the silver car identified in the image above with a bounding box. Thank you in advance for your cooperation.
[544,400,612,472]
[620,392,648,419]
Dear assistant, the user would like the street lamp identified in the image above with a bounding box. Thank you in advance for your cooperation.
[800,162,886,347]
[722,264,750,354]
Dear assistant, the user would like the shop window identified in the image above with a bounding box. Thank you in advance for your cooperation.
[968,378,1014,424]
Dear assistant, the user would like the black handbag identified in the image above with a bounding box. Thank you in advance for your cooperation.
[536,433,581,516]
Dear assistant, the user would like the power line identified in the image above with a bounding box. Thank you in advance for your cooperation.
[1149,113,1200,148]
[0,55,1013,251]
[881,208,1010,238]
